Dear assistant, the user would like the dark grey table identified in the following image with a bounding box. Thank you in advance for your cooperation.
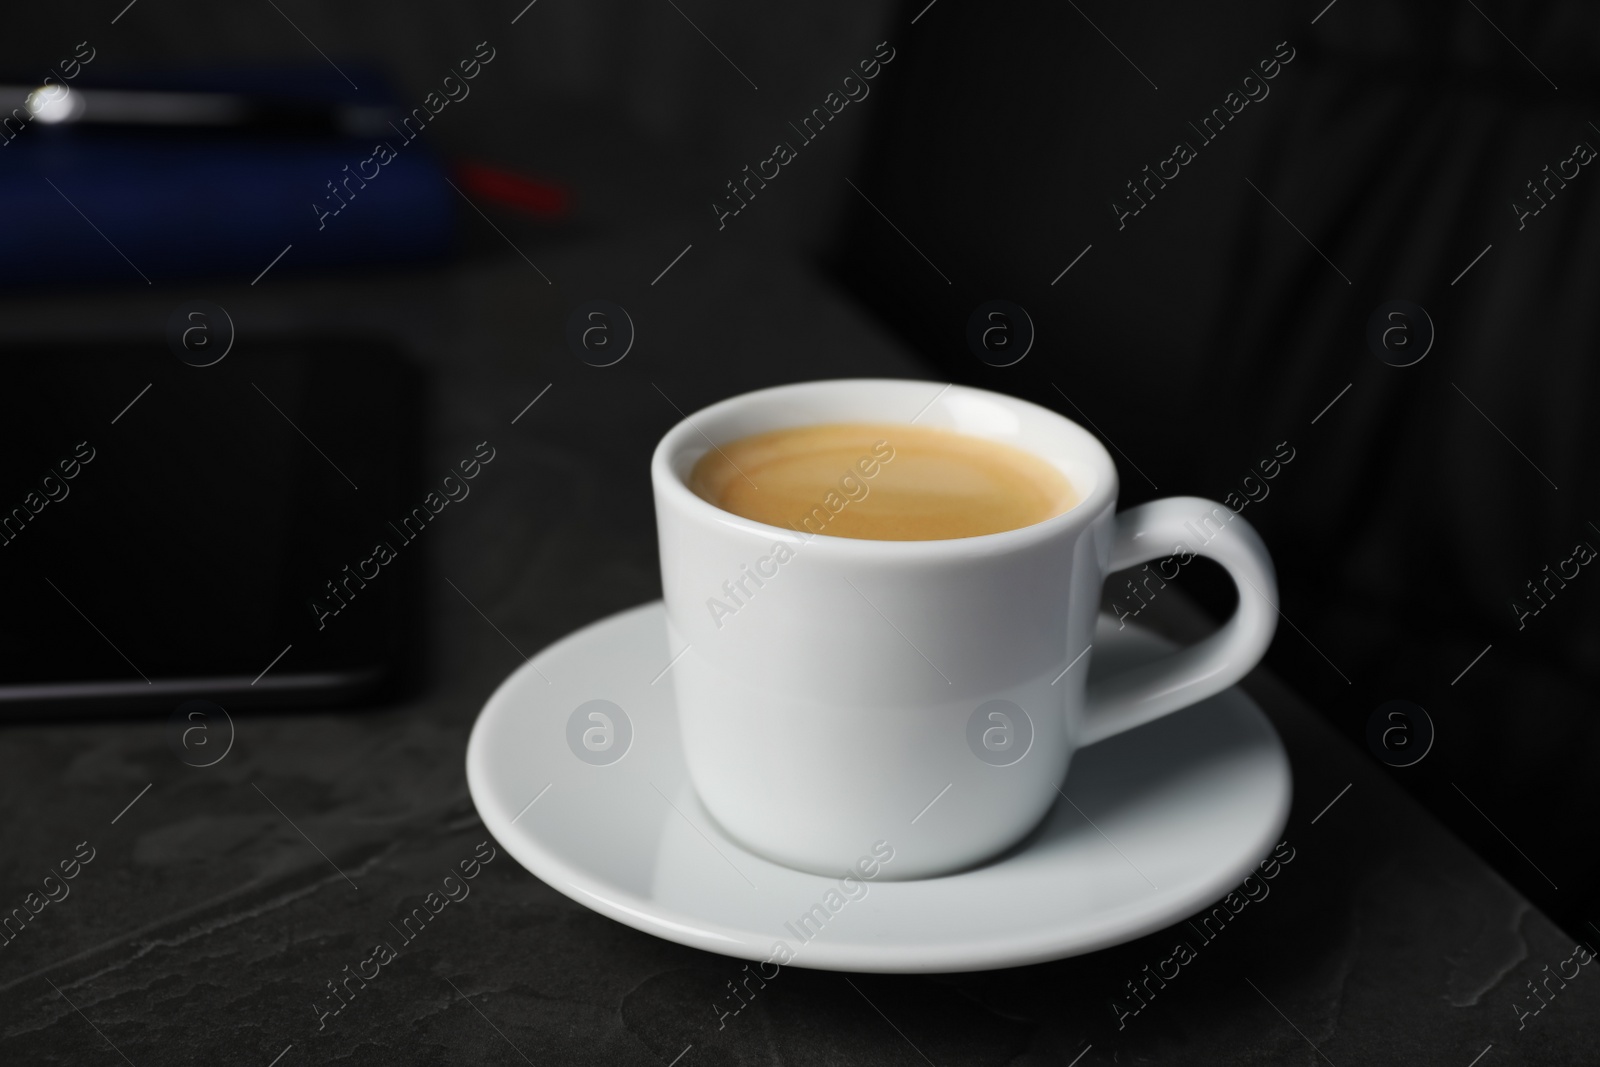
[1,236,1595,1065]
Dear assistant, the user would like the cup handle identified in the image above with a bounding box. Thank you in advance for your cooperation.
[1079,496,1279,747]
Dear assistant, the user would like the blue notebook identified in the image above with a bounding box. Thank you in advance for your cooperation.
[0,66,454,285]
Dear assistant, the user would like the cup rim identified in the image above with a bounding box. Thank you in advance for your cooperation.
[650,378,1121,556]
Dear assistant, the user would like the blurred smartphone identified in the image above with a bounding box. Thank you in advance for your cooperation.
[0,335,424,716]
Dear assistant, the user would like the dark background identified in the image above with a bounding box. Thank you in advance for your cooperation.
[0,0,1596,1059]
[830,0,1600,939]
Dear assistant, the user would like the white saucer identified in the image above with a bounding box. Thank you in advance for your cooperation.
[466,602,1291,974]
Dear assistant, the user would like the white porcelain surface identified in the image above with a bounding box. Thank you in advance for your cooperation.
[465,602,1293,974]
[650,379,1279,878]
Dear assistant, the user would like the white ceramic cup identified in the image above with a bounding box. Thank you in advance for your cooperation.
[651,379,1278,880]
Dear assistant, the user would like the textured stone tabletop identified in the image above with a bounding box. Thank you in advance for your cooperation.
[0,237,1595,1065]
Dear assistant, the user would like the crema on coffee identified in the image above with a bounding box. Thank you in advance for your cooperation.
[688,422,1077,540]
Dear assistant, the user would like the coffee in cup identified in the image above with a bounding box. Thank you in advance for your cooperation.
[687,422,1079,541]
[652,380,1279,879]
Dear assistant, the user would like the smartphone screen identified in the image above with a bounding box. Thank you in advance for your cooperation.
[0,336,423,715]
